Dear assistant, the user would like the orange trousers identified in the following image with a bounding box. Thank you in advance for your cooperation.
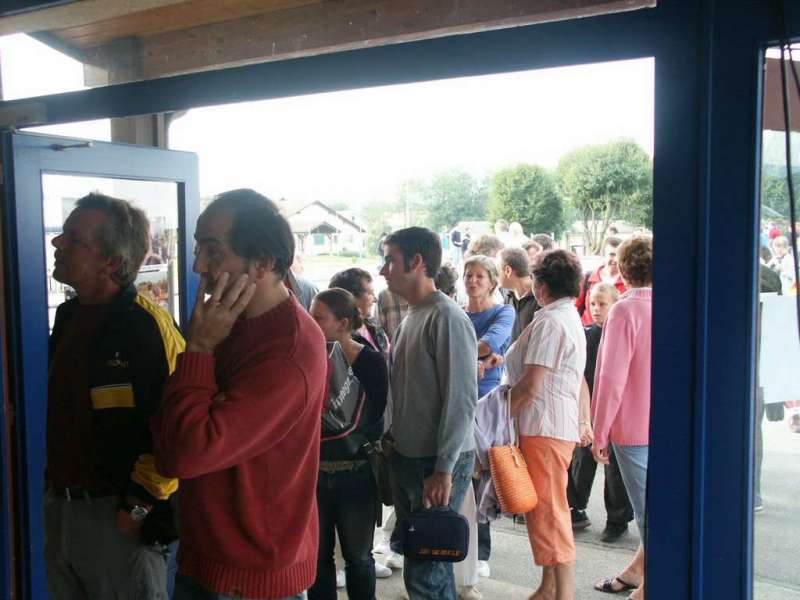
[519,436,577,566]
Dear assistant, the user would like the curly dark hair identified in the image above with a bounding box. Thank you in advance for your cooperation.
[329,268,372,298]
[617,236,653,286]
[531,249,582,299]
[314,287,364,332]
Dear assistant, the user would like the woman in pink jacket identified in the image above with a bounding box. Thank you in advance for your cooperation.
[591,236,652,600]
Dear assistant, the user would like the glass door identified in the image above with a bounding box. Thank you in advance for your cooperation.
[753,47,800,600]
[1,131,199,599]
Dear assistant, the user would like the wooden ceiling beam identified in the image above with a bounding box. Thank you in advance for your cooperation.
[0,0,188,35]
[81,0,653,82]
[51,0,321,49]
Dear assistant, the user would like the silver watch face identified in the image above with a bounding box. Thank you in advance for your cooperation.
[130,505,149,523]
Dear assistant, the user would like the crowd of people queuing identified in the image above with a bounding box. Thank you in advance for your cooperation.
[43,188,654,600]
[761,222,798,297]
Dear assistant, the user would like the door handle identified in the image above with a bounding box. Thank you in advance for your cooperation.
[50,141,93,151]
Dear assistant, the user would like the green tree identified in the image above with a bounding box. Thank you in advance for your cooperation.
[397,179,430,228]
[362,200,397,255]
[488,164,565,238]
[424,170,488,230]
[557,138,652,254]
[761,171,800,219]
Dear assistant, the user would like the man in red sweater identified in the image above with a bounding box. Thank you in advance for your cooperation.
[153,189,327,600]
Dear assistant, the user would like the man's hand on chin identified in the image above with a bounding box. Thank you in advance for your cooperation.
[187,273,256,353]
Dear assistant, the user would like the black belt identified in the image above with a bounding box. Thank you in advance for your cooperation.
[319,459,368,473]
[48,486,116,500]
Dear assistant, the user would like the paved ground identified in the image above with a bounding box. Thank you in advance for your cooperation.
[752,415,800,599]
[341,414,800,599]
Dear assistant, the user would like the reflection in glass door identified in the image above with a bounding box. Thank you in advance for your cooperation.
[2,131,198,599]
[42,175,181,328]
[754,47,800,600]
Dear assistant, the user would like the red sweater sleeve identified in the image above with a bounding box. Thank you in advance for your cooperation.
[153,351,312,479]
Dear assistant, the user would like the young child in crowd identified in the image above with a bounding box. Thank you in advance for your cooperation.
[568,283,636,548]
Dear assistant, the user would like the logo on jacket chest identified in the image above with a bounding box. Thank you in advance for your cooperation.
[105,351,130,369]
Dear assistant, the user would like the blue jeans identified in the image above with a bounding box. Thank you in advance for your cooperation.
[173,574,303,600]
[612,444,649,546]
[307,463,377,600]
[389,451,474,600]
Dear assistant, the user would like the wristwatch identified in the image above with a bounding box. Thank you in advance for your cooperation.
[129,504,150,523]
[118,499,151,523]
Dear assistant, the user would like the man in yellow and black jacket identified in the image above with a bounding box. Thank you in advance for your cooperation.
[46,193,183,600]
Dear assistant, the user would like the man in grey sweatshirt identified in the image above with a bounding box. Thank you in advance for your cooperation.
[379,226,478,599]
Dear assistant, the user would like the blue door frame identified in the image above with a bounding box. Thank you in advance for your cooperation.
[1,1,799,599]
[0,132,199,599]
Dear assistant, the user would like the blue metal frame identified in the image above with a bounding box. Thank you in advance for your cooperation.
[2,1,800,599]
[0,131,199,598]
[0,332,12,600]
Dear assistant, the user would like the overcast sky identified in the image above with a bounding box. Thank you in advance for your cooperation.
[1,33,654,207]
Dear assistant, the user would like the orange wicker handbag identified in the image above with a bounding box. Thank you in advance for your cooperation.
[488,387,538,515]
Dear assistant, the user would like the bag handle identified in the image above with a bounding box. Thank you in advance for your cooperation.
[506,386,520,449]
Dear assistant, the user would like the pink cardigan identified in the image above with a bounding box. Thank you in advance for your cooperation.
[591,288,652,448]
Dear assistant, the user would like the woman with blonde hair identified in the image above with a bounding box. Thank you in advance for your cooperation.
[462,254,515,590]
[463,255,515,398]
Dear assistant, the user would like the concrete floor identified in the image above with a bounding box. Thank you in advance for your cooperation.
[341,414,800,599]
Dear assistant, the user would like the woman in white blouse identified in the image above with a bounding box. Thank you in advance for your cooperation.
[506,250,591,600]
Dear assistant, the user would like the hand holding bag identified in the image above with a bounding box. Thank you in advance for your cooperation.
[488,386,538,514]
[400,507,469,563]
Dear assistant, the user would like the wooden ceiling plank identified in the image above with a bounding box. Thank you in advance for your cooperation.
[134,0,653,79]
[0,0,188,36]
[51,0,322,49]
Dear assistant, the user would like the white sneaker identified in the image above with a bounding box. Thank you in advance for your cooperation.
[373,539,391,555]
[336,569,346,588]
[459,585,483,600]
[374,562,392,578]
[385,551,404,569]
[477,560,491,578]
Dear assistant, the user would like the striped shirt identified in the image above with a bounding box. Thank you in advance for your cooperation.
[503,297,586,442]
[377,288,409,341]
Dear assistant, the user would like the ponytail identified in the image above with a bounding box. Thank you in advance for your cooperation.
[315,288,363,331]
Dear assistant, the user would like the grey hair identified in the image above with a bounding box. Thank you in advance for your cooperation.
[463,254,501,294]
[75,193,150,287]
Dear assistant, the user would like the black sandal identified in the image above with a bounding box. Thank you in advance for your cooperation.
[594,576,637,594]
